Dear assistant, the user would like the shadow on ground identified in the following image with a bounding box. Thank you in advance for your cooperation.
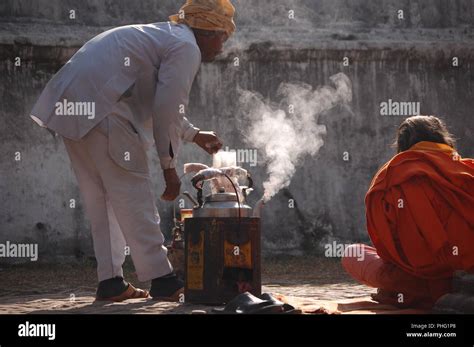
[0,256,375,314]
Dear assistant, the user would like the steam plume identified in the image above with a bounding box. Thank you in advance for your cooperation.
[238,73,352,202]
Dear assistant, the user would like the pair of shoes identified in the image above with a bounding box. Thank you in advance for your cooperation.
[212,292,297,314]
[150,272,184,302]
[95,277,149,302]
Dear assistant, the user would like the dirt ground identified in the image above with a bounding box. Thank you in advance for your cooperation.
[0,256,376,314]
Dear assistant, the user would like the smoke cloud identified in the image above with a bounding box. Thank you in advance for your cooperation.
[238,73,352,202]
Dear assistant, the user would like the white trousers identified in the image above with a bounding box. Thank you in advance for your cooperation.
[63,115,172,282]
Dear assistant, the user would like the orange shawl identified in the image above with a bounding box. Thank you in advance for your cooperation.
[366,141,474,280]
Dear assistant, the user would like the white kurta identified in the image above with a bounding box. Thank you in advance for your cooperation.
[31,23,203,282]
[31,22,201,169]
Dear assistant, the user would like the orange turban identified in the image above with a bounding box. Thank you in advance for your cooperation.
[169,0,236,36]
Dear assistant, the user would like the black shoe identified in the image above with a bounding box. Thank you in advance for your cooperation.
[150,272,184,301]
[96,277,128,299]
[212,292,284,314]
[259,293,298,314]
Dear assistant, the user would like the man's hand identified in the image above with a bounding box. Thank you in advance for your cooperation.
[161,168,181,201]
[193,131,223,155]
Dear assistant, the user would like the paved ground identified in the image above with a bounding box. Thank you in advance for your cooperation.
[0,256,376,314]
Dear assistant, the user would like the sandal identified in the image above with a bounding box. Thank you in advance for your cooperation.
[213,292,287,314]
[150,273,184,302]
[259,293,299,314]
[151,287,184,302]
[96,283,149,302]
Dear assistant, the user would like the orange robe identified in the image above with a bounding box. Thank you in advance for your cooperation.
[366,141,474,290]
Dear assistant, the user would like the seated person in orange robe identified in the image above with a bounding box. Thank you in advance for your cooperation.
[342,115,474,308]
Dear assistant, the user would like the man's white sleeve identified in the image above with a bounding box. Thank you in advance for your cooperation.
[153,41,201,170]
[182,116,200,143]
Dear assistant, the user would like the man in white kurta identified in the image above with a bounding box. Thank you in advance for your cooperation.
[30,0,236,301]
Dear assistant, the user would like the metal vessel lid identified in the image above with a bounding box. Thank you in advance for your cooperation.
[205,192,238,203]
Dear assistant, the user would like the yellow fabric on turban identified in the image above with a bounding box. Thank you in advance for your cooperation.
[169,0,236,36]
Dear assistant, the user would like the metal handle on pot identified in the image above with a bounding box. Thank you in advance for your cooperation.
[242,173,253,199]
[191,174,205,207]
[191,170,253,207]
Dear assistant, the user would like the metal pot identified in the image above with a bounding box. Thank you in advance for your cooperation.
[192,192,254,218]
[188,167,264,218]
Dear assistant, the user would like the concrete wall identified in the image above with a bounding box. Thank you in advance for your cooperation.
[1,0,473,262]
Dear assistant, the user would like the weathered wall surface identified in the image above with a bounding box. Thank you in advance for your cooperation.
[1,0,473,28]
[1,0,473,262]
